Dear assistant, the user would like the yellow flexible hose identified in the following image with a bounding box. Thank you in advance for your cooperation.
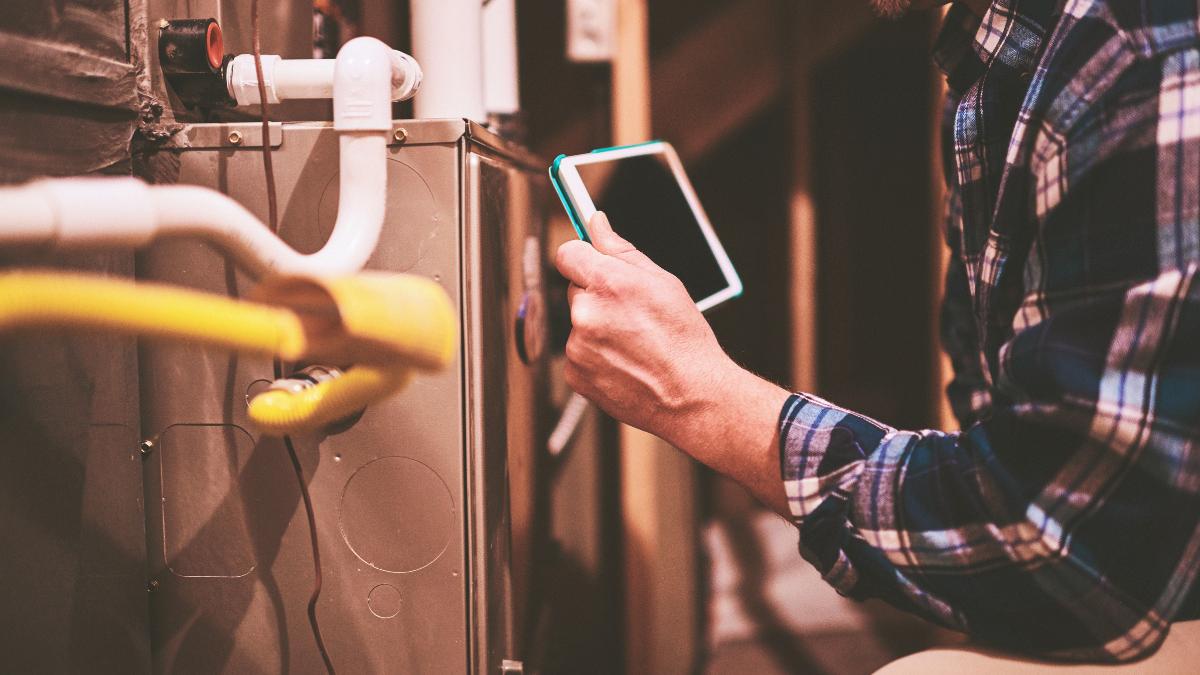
[245,272,457,435]
[247,365,413,435]
[254,272,457,370]
[0,270,308,359]
[0,269,458,436]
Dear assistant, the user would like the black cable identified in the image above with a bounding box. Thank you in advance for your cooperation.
[293,438,334,675]
[252,2,334,671]
[273,361,335,675]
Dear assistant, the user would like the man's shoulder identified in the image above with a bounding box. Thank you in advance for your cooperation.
[1061,0,1200,59]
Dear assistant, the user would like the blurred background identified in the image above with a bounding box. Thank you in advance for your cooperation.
[0,1,963,672]
[517,2,962,672]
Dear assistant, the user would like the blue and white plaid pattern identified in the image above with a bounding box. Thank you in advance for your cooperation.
[781,0,1200,661]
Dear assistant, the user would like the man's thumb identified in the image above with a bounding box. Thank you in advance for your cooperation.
[588,212,657,271]
[588,212,628,252]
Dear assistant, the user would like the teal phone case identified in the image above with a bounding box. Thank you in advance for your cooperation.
[549,141,664,243]
[549,154,590,243]
[548,141,743,311]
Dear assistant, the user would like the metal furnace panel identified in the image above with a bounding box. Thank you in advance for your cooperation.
[0,252,150,673]
[462,149,553,673]
[139,121,470,673]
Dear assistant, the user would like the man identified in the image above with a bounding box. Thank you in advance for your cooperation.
[555,0,1200,662]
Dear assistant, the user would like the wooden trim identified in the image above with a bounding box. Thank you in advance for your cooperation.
[789,15,817,393]
[613,1,699,672]
[930,8,957,431]
[550,0,875,163]
[653,0,783,161]
[612,0,650,144]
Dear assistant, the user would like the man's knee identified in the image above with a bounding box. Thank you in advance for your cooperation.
[877,621,1200,675]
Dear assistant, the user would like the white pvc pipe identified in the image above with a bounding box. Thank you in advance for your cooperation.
[2,136,385,278]
[411,0,485,120]
[152,135,387,276]
[483,0,520,116]
[226,50,421,105]
[0,181,77,247]
[0,37,403,278]
[275,59,337,100]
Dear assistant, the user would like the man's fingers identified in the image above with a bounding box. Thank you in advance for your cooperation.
[555,239,603,288]
[588,211,660,272]
[566,282,583,305]
[588,212,634,255]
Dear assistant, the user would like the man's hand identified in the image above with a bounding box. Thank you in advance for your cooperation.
[554,212,737,447]
[554,212,791,515]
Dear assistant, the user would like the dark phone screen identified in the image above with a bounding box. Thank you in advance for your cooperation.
[575,152,730,303]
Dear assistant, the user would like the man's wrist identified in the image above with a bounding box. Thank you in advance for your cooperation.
[660,359,792,511]
[657,354,742,449]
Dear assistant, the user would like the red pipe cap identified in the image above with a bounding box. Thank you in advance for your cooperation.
[205,21,224,71]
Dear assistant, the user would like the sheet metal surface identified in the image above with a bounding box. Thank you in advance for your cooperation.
[135,120,551,673]
[0,114,561,672]
[0,252,150,673]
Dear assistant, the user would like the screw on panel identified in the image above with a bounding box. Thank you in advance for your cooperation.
[392,127,408,144]
[227,130,243,146]
[138,440,155,457]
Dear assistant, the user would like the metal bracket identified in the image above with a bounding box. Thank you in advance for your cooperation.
[182,122,283,149]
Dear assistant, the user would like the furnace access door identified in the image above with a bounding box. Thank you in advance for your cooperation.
[0,119,550,674]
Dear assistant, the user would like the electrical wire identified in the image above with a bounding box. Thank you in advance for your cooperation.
[282,409,336,675]
[273,354,335,674]
[252,3,334,672]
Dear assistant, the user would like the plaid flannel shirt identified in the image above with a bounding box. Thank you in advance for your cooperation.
[781,0,1200,661]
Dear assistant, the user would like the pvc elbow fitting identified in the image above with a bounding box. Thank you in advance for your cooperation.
[225,43,422,108]
[226,53,284,105]
[333,37,396,132]
[389,50,422,103]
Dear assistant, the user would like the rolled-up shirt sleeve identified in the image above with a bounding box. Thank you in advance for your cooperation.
[778,260,1200,661]
[776,2,1200,661]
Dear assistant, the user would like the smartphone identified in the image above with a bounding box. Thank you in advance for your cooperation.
[549,141,743,312]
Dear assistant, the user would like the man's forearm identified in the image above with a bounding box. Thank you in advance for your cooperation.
[552,212,794,515]
[659,363,793,516]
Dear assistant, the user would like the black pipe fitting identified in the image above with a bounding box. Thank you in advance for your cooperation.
[158,18,235,108]
[159,18,223,75]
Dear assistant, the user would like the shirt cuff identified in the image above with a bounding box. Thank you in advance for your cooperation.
[778,393,892,520]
